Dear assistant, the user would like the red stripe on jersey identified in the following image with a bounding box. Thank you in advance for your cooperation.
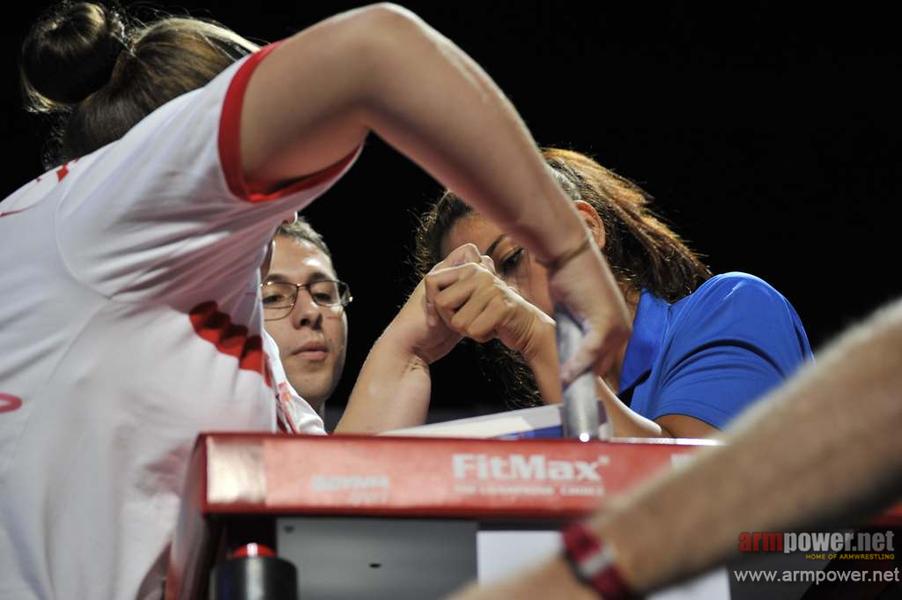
[1,159,79,217]
[218,42,359,203]
[238,335,265,375]
[0,393,23,414]
[189,301,269,386]
[276,382,298,434]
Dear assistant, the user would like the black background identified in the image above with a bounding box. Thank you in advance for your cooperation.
[3,2,900,427]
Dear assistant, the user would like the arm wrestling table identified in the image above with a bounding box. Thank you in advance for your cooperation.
[164,433,902,599]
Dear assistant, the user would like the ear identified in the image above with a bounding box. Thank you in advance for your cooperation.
[573,200,606,250]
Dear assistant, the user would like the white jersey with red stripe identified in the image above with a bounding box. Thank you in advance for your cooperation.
[0,45,345,599]
[264,329,327,435]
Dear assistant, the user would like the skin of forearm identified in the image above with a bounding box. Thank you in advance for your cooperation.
[351,6,587,262]
[246,4,585,261]
[336,330,432,434]
[520,315,563,405]
[594,299,902,593]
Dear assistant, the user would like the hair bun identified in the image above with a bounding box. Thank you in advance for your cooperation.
[21,2,128,110]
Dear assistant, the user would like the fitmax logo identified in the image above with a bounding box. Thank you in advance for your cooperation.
[452,453,606,482]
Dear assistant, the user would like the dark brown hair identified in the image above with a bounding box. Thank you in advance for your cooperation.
[415,147,710,302]
[20,1,258,167]
[413,147,712,407]
[276,217,334,262]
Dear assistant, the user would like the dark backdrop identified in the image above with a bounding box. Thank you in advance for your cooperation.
[3,2,899,427]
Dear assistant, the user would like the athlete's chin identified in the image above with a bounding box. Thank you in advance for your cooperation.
[291,379,332,409]
[287,354,333,373]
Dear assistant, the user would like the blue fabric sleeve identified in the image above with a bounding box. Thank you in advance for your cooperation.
[651,273,812,429]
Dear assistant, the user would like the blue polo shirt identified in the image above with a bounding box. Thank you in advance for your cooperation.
[619,272,812,429]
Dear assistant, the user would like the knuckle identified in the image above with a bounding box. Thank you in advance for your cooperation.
[462,242,480,257]
[450,313,467,331]
[435,296,453,310]
[469,327,491,343]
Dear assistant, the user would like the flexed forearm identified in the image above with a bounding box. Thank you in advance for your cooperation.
[337,328,433,434]
[242,4,584,261]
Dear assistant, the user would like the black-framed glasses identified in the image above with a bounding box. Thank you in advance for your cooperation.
[261,279,352,321]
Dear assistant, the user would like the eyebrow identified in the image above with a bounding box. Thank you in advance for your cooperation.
[264,271,333,285]
[483,234,507,257]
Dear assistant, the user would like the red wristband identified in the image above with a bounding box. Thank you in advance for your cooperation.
[562,521,635,599]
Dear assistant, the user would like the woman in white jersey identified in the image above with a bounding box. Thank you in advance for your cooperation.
[0,2,630,598]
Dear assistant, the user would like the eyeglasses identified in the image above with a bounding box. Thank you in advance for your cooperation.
[261,279,352,321]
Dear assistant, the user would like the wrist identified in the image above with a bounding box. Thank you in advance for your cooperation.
[561,520,635,600]
[377,319,424,356]
[537,232,593,273]
[378,318,448,366]
[520,312,557,365]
